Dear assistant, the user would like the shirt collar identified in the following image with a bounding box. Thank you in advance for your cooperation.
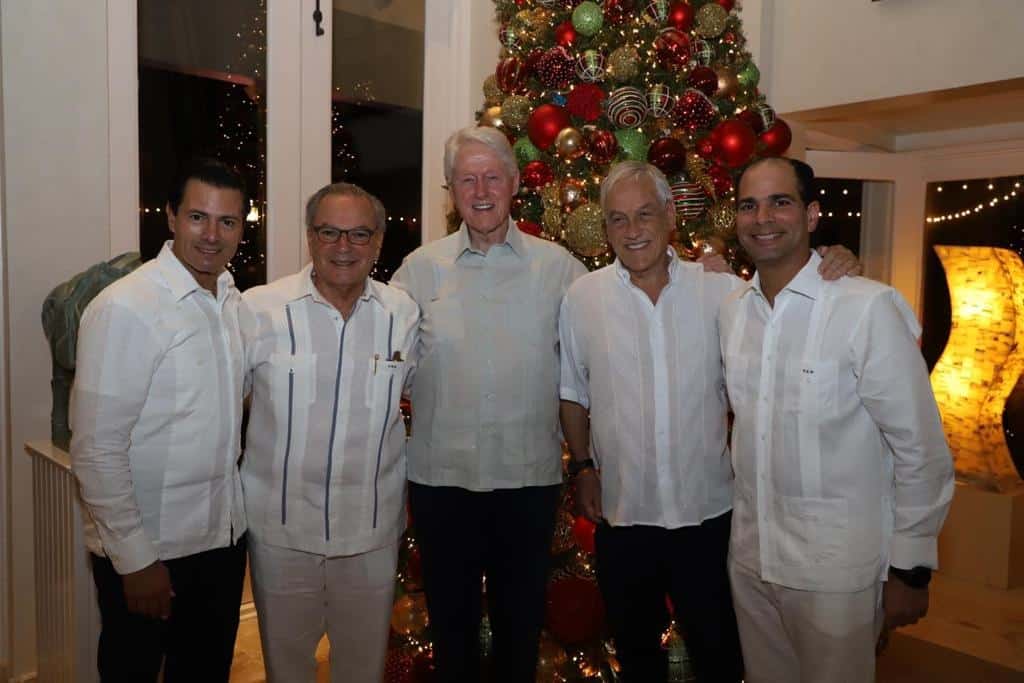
[612,246,682,287]
[155,241,236,302]
[454,218,525,261]
[744,249,823,301]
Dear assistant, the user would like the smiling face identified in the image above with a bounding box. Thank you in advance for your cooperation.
[735,159,820,273]
[307,193,383,299]
[449,141,519,243]
[603,174,675,281]
[167,179,246,293]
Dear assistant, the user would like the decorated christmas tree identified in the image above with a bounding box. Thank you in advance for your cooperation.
[385,1,792,680]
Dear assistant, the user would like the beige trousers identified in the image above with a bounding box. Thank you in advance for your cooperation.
[248,536,399,683]
[729,559,883,683]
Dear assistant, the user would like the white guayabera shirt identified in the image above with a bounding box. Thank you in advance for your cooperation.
[70,242,247,574]
[559,249,742,528]
[241,266,419,556]
[720,251,954,593]
[391,220,587,491]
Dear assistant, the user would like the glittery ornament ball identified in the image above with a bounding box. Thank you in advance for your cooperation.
[674,88,718,131]
[483,75,504,106]
[513,136,543,165]
[502,95,533,130]
[710,201,737,235]
[670,177,708,220]
[572,1,604,37]
[536,46,576,89]
[695,3,729,37]
[608,45,640,83]
[737,61,761,89]
[565,203,607,257]
[614,127,649,161]
[543,205,564,236]
[576,49,607,82]
[607,86,649,128]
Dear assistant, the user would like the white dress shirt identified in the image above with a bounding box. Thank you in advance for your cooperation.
[241,265,419,556]
[390,220,587,491]
[720,251,954,593]
[70,242,247,575]
[559,250,742,528]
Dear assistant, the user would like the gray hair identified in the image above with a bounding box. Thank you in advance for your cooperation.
[304,182,387,233]
[600,161,674,214]
[443,126,518,184]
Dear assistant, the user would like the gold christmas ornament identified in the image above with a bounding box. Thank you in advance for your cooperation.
[714,66,740,98]
[541,184,561,209]
[390,593,429,636]
[479,105,505,129]
[543,206,564,236]
[565,203,607,257]
[551,510,576,554]
[709,202,737,235]
[483,75,504,106]
[555,127,586,159]
[608,46,641,83]
[560,177,587,211]
[501,95,533,130]
[695,3,728,37]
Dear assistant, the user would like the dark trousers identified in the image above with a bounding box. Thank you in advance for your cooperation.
[90,535,248,683]
[595,512,743,683]
[408,482,561,683]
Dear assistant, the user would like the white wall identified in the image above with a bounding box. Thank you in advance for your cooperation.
[1,3,113,677]
[746,0,1024,115]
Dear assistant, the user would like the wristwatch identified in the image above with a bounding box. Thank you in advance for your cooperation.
[889,566,932,589]
[568,457,596,478]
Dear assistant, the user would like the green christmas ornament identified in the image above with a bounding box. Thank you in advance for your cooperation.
[513,137,543,165]
[502,95,533,130]
[737,62,761,89]
[716,98,737,117]
[614,128,649,161]
[609,46,640,83]
[572,1,604,37]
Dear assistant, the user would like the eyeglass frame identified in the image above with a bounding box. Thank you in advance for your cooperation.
[310,224,378,246]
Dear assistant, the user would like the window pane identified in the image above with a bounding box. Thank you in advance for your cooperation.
[138,0,267,290]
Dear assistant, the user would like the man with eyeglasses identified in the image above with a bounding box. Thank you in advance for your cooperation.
[240,182,420,682]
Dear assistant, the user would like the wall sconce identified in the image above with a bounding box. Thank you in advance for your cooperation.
[931,245,1024,492]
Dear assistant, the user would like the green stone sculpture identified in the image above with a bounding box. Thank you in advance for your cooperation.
[41,252,142,450]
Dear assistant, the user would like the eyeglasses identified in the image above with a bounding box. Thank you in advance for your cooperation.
[312,225,376,245]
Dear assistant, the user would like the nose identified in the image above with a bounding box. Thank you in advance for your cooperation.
[200,219,219,242]
[755,201,773,224]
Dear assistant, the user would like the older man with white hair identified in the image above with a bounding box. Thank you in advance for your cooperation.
[390,126,587,682]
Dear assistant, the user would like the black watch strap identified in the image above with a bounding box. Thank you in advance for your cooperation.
[568,457,596,477]
[890,566,932,589]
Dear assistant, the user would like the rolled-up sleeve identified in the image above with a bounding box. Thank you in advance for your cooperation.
[70,299,161,574]
[558,293,589,409]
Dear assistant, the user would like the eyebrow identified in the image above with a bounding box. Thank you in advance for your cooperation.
[739,193,798,203]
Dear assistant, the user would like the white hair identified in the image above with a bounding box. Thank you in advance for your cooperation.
[600,161,673,214]
[443,126,518,184]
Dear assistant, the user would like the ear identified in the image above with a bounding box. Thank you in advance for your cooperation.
[166,202,177,235]
[806,200,821,234]
[511,168,521,196]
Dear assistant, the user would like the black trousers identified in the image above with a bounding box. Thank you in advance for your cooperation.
[595,512,743,683]
[408,482,561,683]
[90,535,248,683]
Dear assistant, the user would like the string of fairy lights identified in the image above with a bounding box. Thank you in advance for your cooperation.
[926,178,1023,224]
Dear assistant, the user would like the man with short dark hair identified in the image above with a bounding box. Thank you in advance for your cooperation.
[71,157,250,681]
[721,157,953,682]
[241,182,419,682]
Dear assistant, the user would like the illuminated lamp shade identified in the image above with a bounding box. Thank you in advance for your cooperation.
[930,246,1024,492]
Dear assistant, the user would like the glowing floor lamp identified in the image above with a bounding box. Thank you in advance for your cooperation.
[931,246,1024,493]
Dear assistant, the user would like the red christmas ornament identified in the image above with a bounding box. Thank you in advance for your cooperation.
[586,128,619,165]
[555,20,577,47]
[759,118,793,157]
[546,576,605,644]
[536,46,576,89]
[521,160,555,188]
[527,104,571,149]
[647,137,687,176]
[566,83,608,122]
[668,1,695,31]
[687,66,719,97]
[654,28,691,70]
[495,57,529,95]
[712,119,757,168]
[708,164,734,197]
[524,48,546,76]
[736,108,766,134]
[716,0,736,11]
[572,516,597,554]
[517,219,543,236]
[603,0,638,24]
[674,88,717,132]
[696,135,716,159]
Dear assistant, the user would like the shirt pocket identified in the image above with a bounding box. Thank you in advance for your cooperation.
[267,352,317,404]
[424,296,466,347]
[777,495,848,568]
[783,359,839,417]
[365,358,405,411]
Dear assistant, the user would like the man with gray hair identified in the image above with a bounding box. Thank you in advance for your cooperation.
[559,161,860,682]
[390,126,587,681]
[241,182,420,682]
